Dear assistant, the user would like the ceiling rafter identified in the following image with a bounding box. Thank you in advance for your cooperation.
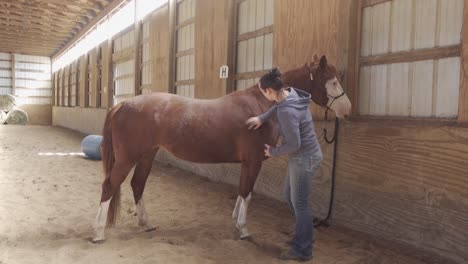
[0,0,117,56]
[53,0,128,58]
[0,1,95,35]
[0,48,56,56]
[0,9,87,29]
[0,42,56,49]
[0,16,78,30]
[0,20,78,35]
[34,0,104,12]
[0,1,96,19]
[0,31,72,42]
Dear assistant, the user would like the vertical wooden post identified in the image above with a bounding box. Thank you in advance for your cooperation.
[75,60,80,106]
[79,55,87,107]
[134,27,142,96]
[348,0,363,116]
[67,65,72,106]
[100,38,113,108]
[168,0,177,94]
[89,48,99,108]
[10,53,15,97]
[57,69,61,106]
[96,47,102,107]
[108,40,114,108]
[61,68,65,106]
[134,0,142,96]
[52,72,55,106]
[458,0,468,122]
[226,0,237,95]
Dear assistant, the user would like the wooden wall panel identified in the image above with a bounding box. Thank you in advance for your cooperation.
[195,0,232,99]
[78,55,88,107]
[151,4,170,93]
[52,72,57,106]
[100,40,112,108]
[63,65,69,107]
[70,61,77,107]
[88,48,98,108]
[59,69,64,106]
[274,0,352,120]
[459,0,468,122]
[336,122,468,263]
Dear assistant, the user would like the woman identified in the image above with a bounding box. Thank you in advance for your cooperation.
[246,68,323,261]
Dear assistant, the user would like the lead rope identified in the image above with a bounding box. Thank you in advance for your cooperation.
[314,110,339,228]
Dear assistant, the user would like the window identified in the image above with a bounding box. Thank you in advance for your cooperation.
[358,0,463,118]
[174,0,195,98]
[112,29,136,105]
[140,20,153,95]
[235,0,274,90]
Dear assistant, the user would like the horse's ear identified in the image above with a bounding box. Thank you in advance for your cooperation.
[319,55,328,69]
[314,54,320,63]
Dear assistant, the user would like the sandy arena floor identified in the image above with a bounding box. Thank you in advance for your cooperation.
[0,125,430,264]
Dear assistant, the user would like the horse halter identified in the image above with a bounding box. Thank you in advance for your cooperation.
[306,63,345,118]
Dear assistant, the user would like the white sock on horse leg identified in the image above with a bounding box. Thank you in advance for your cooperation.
[232,196,242,220]
[136,198,148,226]
[236,193,252,239]
[136,198,155,231]
[93,199,111,242]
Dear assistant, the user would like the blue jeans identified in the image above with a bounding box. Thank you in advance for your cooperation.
[284,155,322,258]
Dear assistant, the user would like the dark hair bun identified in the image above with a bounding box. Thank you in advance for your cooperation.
[269,67,281,79]
[260,67,283,91]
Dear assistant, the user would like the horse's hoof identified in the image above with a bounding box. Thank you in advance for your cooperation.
[145,226,157,232]
[240,233,251,240]
[89,238,106,244]
[139,223,157,232]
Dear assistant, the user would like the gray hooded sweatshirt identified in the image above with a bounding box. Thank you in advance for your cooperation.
[258,88,322,158]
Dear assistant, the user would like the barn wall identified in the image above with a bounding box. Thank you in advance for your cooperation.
[155,1,468,263]
[459,0,468,122]
[0,52,53,125]
[274,0,352,120]
[50,1,468,263]
[334,121,468,263]
[52,106,106,135]
[194,0,233,98]
[150,4,171,93]
[19,105,52,125]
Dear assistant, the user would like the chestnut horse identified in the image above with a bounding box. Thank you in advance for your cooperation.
[92,55,351,243]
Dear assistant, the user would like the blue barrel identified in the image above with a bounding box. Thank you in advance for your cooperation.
[81,135,103,160]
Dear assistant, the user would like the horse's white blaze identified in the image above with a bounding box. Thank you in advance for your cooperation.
[136,198,154,230]
[93,199,111,242]
[234,193,251,239]
[326,77,351,118]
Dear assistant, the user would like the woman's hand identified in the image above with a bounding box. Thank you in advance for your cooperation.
[264,144,271,157]
[246,117,262,130]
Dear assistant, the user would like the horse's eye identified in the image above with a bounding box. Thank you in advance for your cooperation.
[333,81,337,86]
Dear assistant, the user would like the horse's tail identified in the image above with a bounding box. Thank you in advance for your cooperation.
[100,103,123,227]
